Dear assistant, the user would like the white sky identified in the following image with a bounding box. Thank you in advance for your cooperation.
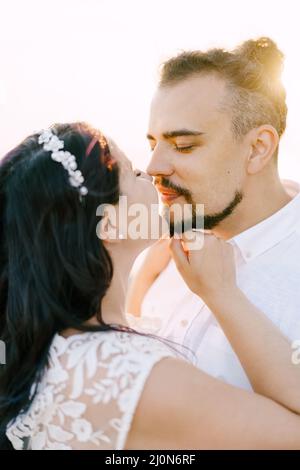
[0,0,300,180]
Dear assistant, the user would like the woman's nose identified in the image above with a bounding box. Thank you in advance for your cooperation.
[135,169,153,183]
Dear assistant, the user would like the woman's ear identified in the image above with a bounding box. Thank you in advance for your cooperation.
[246,125,279,174]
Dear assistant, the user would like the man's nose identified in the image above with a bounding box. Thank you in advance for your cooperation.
[146,145,173,177]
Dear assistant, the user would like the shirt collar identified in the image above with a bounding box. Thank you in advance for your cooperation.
[229,192,300,262]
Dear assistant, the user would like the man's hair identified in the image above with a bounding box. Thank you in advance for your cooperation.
[160,37,287,143]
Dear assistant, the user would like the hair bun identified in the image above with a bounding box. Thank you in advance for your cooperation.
[236,37,284,78]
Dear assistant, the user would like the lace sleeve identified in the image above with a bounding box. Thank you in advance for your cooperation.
[6,331,176,450]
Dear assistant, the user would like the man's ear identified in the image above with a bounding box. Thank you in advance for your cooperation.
[246,125,279,174]
[96,213,121,245]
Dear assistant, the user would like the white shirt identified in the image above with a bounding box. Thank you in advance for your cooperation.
[139,190,300,390]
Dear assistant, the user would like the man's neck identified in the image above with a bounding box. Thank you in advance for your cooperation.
[212,174,293,240]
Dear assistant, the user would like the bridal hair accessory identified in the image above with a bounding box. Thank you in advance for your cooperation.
[38,128,88,197]
[85,135,99,158]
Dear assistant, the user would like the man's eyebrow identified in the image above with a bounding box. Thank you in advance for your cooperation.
[147,130,204,140]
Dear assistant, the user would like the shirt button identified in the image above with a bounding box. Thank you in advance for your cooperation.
[180,319,189,328]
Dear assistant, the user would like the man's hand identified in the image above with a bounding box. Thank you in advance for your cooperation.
[169,232,237,303]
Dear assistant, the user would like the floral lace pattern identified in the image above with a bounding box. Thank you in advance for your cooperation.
[6,330,175,450]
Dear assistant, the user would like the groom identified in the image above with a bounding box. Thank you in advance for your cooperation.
[133,37,300,389]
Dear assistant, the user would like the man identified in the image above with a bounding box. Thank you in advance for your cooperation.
[127,37,300,390]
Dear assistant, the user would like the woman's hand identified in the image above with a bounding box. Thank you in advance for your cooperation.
[170,232,237,304]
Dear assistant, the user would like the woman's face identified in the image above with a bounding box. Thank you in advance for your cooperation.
[107,140,159,245]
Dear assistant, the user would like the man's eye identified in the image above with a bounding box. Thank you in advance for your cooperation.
[174,145,195,152]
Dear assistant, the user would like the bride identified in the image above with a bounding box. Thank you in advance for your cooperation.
[0,122,300,450]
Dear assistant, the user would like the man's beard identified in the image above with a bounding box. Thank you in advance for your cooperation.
[157,177,243,237]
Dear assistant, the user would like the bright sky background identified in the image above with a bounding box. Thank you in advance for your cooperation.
[1,0,300,181]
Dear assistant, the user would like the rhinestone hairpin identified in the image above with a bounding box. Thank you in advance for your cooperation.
[38,129,88,197]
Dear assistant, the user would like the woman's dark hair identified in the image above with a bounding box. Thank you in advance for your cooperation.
[0,122,120,447]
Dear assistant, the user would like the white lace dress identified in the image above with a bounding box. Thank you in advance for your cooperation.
[6,330,177,450]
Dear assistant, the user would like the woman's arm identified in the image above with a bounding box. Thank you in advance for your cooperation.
[206,288,300,413]
[126,357,300,449]
[170,233,300,414]
[126,238,171,316]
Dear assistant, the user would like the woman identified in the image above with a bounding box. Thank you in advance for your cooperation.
[0,122,300,450]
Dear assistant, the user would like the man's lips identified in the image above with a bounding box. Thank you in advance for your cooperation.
[156,185,180,202]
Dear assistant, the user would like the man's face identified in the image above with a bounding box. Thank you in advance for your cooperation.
[147,74,249,232]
